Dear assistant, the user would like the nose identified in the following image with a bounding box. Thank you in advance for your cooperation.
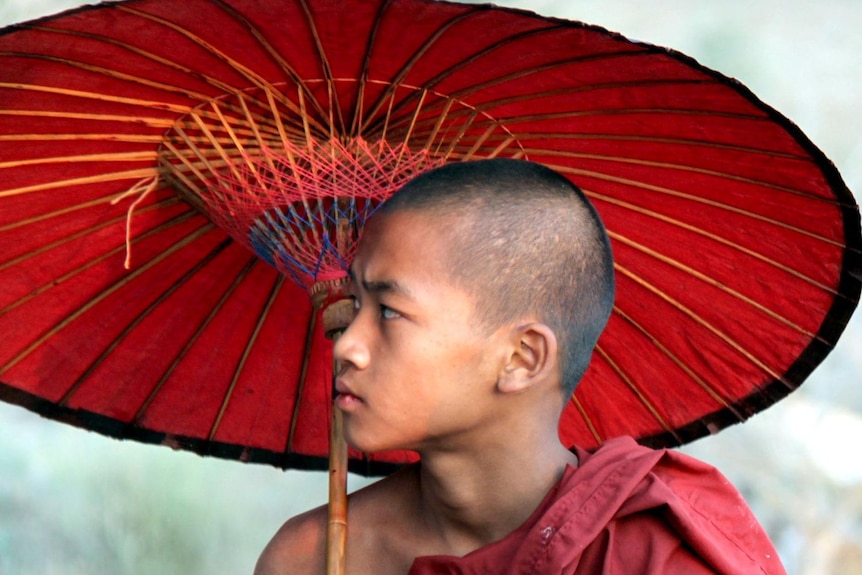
[333,312,370,371]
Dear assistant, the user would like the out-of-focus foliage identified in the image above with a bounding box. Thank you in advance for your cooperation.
[0,1,860,574]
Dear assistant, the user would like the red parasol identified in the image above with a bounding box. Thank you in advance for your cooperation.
[1,0,859,484]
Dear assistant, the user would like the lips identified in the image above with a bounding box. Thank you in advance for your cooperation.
[334,379,363,411]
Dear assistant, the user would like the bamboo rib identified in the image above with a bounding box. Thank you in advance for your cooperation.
[0,221,216,376]
[396,90,428,164]
[28,23,304,119]
[440,110,480,161]
[593,343,681,442]
[494,106,769,128]
[298,0,344,137]
[0,198,181,272]
[550,164,843,247]
[59,237,233,407]
[133,256,260,425]
[358,7,481,133]
[450,79,715,119]
[172,120,233,184]
[161,138,212,198]
[611,306,739,416]
[0,82,189,113]
[0,212,198,318]
[613,262,791,388]
[421,97,455,151]
[0,133,162,143]
[0,109,173,127]
[209,275,285,441]
[285,308,318,455]
[116,4,330,135]
[512,131,812,163]
[1,51,212,102]
[0,151,156,170]
[208,0,330,124]
[348,0,389,137]
[374,49,652,131]
[569,395,602,445]
[462,124,504,161]
[0,168,159,198]
[523,148,835,204]
[589,191,839,295]
[607,230,820,341]
[208,99,256,164]
[188,110,246,184]
[0,192,174,234]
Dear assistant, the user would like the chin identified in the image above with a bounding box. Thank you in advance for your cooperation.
[344,427,412,455]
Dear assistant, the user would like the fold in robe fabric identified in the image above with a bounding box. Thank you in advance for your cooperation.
[409,436,785,574]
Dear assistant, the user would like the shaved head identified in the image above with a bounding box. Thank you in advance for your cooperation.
[377,158,615,396]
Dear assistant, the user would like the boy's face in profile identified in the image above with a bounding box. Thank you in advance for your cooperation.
[334,209,509,454]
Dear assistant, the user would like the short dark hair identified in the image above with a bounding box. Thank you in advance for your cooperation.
[379,158,615,396]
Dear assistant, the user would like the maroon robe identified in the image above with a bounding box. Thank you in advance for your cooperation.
[409,436,785,574]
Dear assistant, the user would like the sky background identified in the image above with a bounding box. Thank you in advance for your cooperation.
[1,1,860,574]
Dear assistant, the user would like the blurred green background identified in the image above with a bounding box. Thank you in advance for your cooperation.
[1,1,860,573]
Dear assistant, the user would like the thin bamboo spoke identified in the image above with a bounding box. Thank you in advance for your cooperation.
[0,221,216,375]
[494,106,769,127]
[0,191,159,233]
[359,6,483,133]
[0,82,189,113]
[613,262,791,389]
[285,301,317,455]
[568,394,603,444]
[510,131,809,161]
[0,168,159,198]
[59,237,234,406]
[0,197,182,272]
[1,51,212,102]
[588,191,841,295]
[0,151,156,170]
[548,164,844,247]
[0,108,173,127]
[0,133,161,143]
[372,49,656,134]
[298,0,343,137]
[610,306,741,417]
[521,148,835,205]
[0,211,200,317]
[208,274,286,441]
[133,255,259,425]
[607,230,823,341]
[116,5,330,135]
[372,23,628,129]
[348,0,391,137]
[209,0,332,125]
[593,342,681,443]
[29,24,299,117]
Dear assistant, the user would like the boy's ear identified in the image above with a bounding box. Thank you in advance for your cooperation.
[497,322,558,394]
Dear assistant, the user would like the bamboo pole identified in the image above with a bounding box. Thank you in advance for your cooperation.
[321,296,355,575]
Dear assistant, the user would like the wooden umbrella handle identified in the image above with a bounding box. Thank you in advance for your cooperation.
[322,297,354,575]
[326,405,349,575]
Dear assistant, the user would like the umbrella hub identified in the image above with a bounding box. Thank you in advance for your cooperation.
[157,113,445,289]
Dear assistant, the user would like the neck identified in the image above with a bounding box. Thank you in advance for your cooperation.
[410,427,577,556]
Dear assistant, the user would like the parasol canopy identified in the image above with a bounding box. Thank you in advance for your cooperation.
[0,0,859,476]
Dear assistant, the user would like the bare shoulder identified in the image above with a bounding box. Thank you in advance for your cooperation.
[255,466,422,575]
[254,504,328,575]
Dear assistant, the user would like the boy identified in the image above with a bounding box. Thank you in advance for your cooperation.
[255,159,785,574]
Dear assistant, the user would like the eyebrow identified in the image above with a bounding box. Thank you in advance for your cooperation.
[348,269,414,299]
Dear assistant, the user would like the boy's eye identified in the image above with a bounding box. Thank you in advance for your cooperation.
[380,305,401,320]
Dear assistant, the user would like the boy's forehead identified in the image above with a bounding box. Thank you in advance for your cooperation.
[353,209,460,273]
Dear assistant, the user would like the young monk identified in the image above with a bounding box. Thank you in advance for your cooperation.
[255,159,786,574]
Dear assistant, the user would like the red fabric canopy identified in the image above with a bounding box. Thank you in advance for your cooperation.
[0,0,859,475]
